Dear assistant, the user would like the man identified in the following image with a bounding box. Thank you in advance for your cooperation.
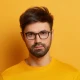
[1,6,80,80]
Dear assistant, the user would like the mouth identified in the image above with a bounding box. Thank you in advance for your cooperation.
[34,45,44,49]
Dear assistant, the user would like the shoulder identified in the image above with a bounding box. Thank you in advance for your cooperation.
[53,58,78,72]
[1,61,25,77]
[52,59,80,79]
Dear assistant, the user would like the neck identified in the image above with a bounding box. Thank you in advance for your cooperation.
[25,53,51,67]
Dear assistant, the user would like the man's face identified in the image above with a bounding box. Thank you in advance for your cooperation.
[22,22,53,58]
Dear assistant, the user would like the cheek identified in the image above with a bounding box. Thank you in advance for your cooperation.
[43,38,52,46]
[25,39,34,48]
[47,36,52,46]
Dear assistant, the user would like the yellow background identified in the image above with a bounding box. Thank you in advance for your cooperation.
[0,0,80,73]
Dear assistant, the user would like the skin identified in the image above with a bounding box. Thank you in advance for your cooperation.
[21,22,53,67]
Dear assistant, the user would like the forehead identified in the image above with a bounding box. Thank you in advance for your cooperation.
[24,22,50,32]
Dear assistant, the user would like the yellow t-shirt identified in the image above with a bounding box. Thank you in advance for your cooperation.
[1,58,80,80]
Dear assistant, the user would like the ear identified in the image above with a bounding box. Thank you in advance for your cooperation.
[20,32,25,41]
[51,29,54,39]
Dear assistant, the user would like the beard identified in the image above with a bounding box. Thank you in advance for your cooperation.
[28,42,51,58]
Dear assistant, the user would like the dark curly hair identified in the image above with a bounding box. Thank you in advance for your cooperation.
[19,6,54,32]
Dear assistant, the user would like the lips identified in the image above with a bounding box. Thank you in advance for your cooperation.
[34,45,43,49]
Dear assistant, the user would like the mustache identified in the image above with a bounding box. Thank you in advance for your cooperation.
[32,42,45,48]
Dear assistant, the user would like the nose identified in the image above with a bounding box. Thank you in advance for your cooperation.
[35,34,41,43]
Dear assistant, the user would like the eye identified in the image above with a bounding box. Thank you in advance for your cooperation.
[40,31,48,35]
[26,32,34,37]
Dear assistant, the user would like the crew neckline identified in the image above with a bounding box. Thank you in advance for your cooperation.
[21,57,55,70]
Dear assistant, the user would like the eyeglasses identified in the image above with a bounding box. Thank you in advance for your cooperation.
[24,30,52,40]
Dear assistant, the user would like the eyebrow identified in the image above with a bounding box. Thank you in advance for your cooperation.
[25,30,50,33]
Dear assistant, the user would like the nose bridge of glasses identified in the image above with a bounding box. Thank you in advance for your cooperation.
[35,33,41,42]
